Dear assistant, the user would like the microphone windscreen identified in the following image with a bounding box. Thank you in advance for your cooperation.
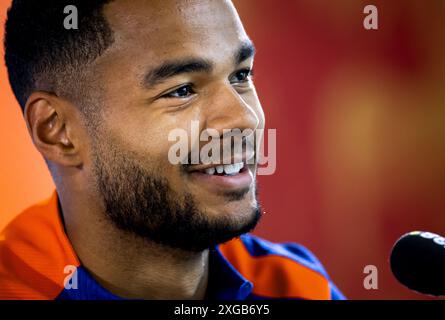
[390,231,445,296]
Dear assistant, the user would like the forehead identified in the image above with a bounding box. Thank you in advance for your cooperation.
[102,0,249,65]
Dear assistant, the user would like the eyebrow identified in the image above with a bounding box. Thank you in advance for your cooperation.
[142,40,256,88]
[142,58,213,88]
[235,40,256,65]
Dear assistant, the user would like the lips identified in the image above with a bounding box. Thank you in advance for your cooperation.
[183,150,256,193]
[185,157,254,192]
[188,165,253,191]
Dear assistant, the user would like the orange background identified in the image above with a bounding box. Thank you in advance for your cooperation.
[1,0,445,299]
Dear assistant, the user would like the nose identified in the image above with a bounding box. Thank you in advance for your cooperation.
[204,84,260,135]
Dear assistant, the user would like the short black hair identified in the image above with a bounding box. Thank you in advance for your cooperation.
[4,0,114,112]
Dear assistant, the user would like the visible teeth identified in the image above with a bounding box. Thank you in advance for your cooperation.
[224,162,244,175]
[223,164,238,175]
[203,162,244,175]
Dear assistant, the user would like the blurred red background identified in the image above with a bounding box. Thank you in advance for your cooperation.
[1,0,445,299]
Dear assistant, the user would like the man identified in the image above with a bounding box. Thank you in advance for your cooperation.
[0,0,344,300]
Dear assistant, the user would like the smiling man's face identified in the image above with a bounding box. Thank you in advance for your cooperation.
[83,0,265,250]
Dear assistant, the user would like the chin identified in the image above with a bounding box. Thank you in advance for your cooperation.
[201,197,259,222]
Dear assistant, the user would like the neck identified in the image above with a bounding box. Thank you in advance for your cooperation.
[58,190,209,300]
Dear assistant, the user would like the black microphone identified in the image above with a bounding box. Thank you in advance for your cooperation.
[390,231,445,297]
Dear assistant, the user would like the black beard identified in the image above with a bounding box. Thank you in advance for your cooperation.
[91,140,262,252]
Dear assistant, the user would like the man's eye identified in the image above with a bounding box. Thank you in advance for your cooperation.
[163,85,195,98]
[231,68,253,84]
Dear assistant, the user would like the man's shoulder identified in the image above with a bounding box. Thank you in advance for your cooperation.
[0,192,79,300]
[219,234,345,300]
[1,193,56,241]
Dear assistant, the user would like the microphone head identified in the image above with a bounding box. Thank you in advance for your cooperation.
[390,231,445,297]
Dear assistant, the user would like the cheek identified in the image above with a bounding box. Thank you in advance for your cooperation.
[132,134,175,169]
[97,122,171,176]
[243,89,266,128]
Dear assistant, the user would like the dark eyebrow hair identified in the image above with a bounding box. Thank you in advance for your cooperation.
[236,40,256,65]
[142,58,213,88]
[141,41,256,89]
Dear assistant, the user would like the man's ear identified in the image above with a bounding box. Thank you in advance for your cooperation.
[24,92,83,167]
